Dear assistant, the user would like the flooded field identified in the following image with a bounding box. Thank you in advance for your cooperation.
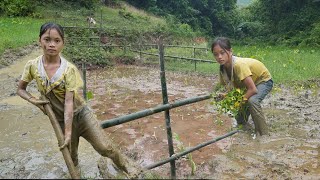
[0,48,320,179]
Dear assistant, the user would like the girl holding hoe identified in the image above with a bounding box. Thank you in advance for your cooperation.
[211,37,273,136]
[16,22,140,178]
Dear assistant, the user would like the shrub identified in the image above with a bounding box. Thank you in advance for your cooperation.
[300,22,320,47]
[63,46,112,66]
[0,0,35,17]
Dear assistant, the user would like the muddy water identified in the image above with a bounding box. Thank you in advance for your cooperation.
[86,66,320,179]
[0,49,103,179]
[1,48,320,179]
[86,66,233,178]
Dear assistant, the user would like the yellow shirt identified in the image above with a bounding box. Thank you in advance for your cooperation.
[21,55,86,119]
[220,56,272,89]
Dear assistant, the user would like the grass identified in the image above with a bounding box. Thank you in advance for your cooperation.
[46,2,166,35]
[0,2,167,57]
[165,59,218,75]
[232,45,320,85]
[1,2,319,88]
[0,17,45,55]
[144,44,320,87]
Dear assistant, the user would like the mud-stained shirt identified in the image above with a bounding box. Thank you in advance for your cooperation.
[220,56,272,89]
[21,55,86,121]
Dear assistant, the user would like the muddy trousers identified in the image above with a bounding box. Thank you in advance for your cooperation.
[236,79,273,135]
[58,106,131,173]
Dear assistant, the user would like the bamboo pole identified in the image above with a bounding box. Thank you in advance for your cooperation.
[100,94,211,129]
[158,40,176,179]
[129,49,214,63]
[144,130,239,170]
[82,62,87,101]
[42,97,80,179]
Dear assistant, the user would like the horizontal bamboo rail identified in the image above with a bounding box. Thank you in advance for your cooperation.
[100,94,212,129]
[130,49,215,63]
[164,44,208,50]
[145,129,239,170]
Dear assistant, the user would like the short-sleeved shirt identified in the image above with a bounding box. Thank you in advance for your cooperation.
[21,55,86,120]
[220,56,272,89]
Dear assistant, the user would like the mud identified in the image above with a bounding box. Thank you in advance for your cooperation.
[0,47,320,179]
[0,43,38,68]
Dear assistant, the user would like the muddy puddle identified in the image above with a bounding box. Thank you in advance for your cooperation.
[1,48,320,179]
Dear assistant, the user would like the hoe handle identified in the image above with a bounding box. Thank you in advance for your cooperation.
[42,96,80,179]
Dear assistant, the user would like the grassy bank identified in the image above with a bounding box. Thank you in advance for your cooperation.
[233,45,320,85]
[0,17,44,55]
[149,45,320,86]
[1,3,319,87]
[0,2,172,57]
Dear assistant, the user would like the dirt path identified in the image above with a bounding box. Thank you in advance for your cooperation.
[0,47,320,179]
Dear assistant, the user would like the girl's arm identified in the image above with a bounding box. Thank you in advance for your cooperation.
[17,80,48,113]
[242,76,257,100]
[60,91,74,150]
[17,80,33,101]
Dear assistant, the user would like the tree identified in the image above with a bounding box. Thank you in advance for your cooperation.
[246,0,320,45]
[125,0,238,37]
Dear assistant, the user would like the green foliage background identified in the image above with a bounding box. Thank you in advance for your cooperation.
[1,0,320,86]
[124,0,320,46]
[1,0,319,46]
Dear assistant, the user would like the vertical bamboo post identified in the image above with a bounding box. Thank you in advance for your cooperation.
[55,11,58,23]
[193,46,196,59]
[100,8,103,30]
[139,33,142,59]
[99,8,103,50]
[82,62,87,101]
[88,17,91,48]
[123,29,127,54]
[158,38,176,179]
[42,97,80,179]
[193,46,197,71]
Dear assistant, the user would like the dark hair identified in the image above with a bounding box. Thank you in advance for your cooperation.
[39,22,64,41]
[211,37,232,73]
[211,37,232,53]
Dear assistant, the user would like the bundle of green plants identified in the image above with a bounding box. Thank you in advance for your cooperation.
[211,87,248,125]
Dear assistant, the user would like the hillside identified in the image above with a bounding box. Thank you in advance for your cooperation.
[0,1,198,60]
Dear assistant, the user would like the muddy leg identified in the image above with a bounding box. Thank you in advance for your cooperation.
[247,80,273,136]
[79,107,141,177]
[248,99,268,135]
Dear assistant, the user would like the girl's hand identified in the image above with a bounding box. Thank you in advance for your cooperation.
[28,97,49,105]
[242,96,248,104]
[59,134,71,150]
[28,97,50,115]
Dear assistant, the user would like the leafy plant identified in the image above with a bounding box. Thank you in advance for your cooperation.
[86,91,94,100]
[0,0,35,17]
[211,88,248,122]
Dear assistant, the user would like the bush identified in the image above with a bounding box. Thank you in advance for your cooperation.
[111,53,136,65]
[63,46,112,66]
[101,0,121,7]
[300,22,320,47]
[0,0,35,17]
[71,0,98,9]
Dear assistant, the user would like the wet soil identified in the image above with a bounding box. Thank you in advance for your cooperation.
[0,46,320,179]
